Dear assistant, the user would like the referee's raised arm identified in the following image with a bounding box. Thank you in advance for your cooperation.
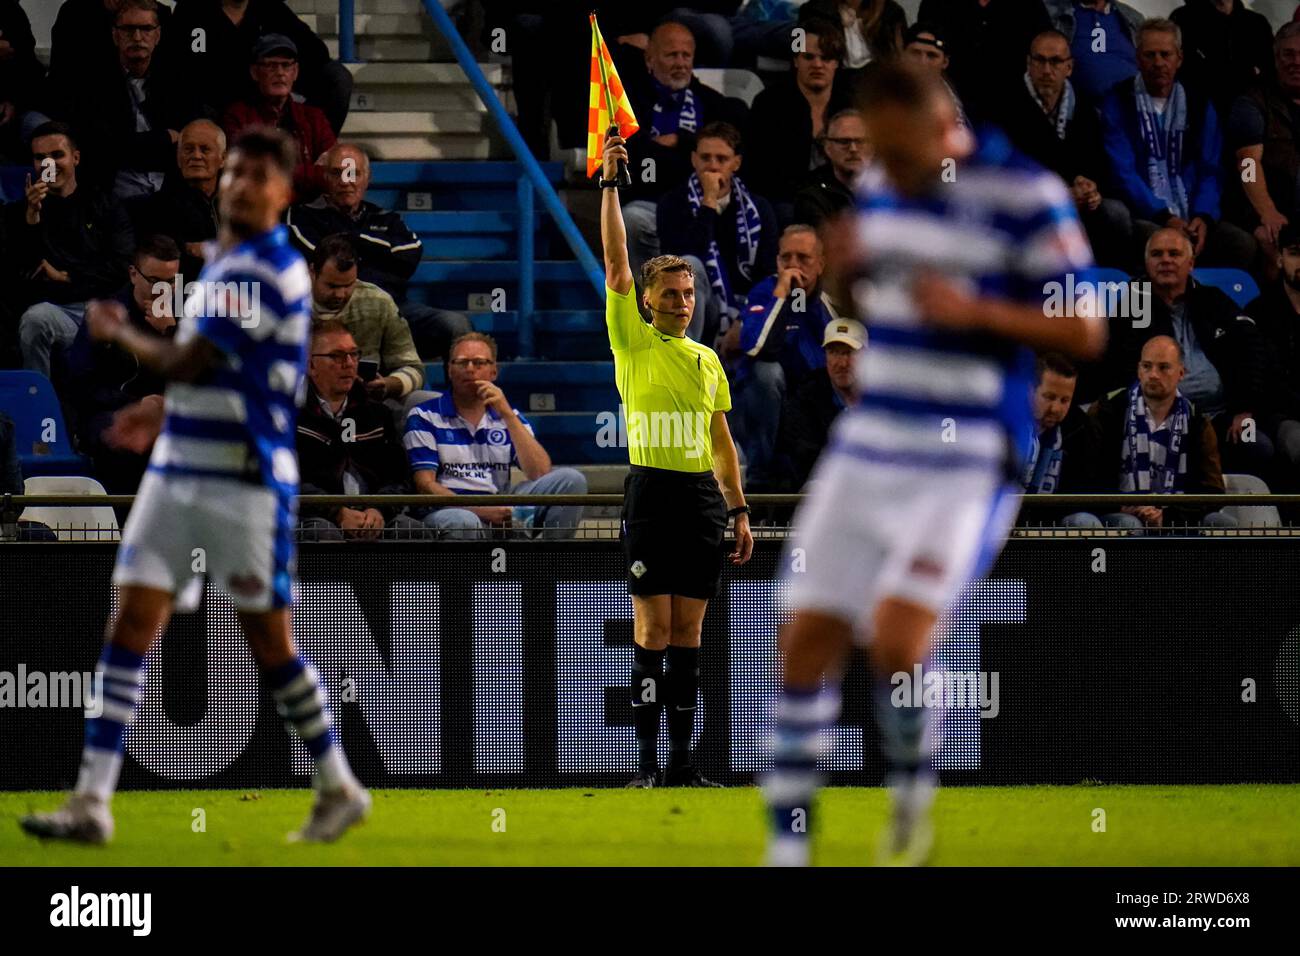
[600,132,634,296]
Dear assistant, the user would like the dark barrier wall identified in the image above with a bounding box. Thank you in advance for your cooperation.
[1,541,1297,790]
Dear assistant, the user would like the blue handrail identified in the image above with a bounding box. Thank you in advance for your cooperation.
[338,0,356,63]
[332,0,608,357]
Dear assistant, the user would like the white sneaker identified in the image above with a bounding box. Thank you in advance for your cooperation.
[20,793,115,845]
[288,785,371,844]
[876,774,936,867]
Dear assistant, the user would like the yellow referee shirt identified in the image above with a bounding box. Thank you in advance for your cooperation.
[606,284,731,472]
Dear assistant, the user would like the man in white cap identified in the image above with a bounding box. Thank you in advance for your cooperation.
[772,317,866,490]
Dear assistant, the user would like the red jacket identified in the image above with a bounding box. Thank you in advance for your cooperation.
[222,97,336,201]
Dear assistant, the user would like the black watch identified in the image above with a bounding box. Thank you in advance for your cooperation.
[598,177,621,189]
[727,505,751,520]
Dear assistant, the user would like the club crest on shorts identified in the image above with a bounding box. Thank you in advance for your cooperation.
[630,560,647,578]
[908,555,945,579]
[228,573,266,597]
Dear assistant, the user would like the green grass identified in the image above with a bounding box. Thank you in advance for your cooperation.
[1,785,1296,866]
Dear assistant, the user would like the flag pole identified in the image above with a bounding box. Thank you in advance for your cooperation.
[592,12,631,185]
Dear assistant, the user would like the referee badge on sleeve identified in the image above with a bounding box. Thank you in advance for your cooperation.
[630,560,647,578]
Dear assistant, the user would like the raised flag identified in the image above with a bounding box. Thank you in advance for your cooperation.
[587,13,639,179]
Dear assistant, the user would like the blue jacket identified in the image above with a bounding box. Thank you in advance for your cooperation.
[736,275,845,384]
[1098,76,1222,222]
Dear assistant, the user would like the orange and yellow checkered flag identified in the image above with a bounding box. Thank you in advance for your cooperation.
[587,13,639,179]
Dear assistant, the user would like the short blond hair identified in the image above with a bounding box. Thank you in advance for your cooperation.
[641,254,694,290]
[449,331,498,362]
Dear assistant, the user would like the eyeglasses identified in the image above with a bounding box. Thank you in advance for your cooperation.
[312,350,361,364]
[114,24,158,37]
[449,358,496,369]
[134,270,174,288]
[822,137,866,149]
[1028,55,1072,68]
[257,59,297,73]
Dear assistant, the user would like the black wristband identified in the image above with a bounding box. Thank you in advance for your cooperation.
[727,505,751,519]
[598,177,621,189]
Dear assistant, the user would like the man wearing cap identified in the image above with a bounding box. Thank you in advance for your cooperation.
[901,24,970,128]
[1243,223,1300,484]
[726,224,847,489]
[165,0,352,135]
[222,34,336,200]
[771,316,865,491]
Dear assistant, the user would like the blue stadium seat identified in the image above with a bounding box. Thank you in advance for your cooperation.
[1091,267,1132,288]
[526,411,626,464]
[0,165,27,203]
[0,371,94,478]
[1194,268,1260,309]
[422,361,619,412]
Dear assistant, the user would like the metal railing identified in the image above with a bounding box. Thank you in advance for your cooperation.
[9,493,1300,508]
[8,492,1300,542]
[338,0,605,358]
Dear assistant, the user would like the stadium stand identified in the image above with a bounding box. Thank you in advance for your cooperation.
[8,0,1300,522]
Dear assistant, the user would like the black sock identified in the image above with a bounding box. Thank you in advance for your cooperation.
[630,645,665,774]
[665,645,700,768]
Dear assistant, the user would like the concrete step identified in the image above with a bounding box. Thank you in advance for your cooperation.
[351,86,508,113]
[326,36,454,61]
[347,61,506,85]
[352,135,496,160]
[347,63,512,114]
[574,464,630,495]
[289,0,433,13]
[342,110,486,134]
[313,12,451,37]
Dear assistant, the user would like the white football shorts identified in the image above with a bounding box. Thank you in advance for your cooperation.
[784,446,1021,640]
[112,471,296,612]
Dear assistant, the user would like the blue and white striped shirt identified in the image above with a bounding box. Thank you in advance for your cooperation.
[404,392,533,494]
[841,126,1097,475]
[148,226,312,500]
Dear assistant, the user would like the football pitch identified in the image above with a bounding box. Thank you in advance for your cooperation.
[1,785,1297,866]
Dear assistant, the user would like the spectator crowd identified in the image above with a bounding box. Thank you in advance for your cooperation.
[494,0,1300,527]
[9,0,1300,534]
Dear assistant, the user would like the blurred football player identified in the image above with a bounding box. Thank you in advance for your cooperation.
[764,62,1105,866]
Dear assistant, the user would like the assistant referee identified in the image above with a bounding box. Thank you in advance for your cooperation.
[599,131,754,788]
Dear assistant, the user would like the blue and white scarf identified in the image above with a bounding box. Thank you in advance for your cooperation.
[1025,72,1075,141]
[648,79,698,138]
[1134,75,1189,221]
[1121,382,1192,493]
[1021,425,1064,493]
[686,171,763,318]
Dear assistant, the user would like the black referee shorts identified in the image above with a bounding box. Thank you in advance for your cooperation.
[621,464,727,600]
